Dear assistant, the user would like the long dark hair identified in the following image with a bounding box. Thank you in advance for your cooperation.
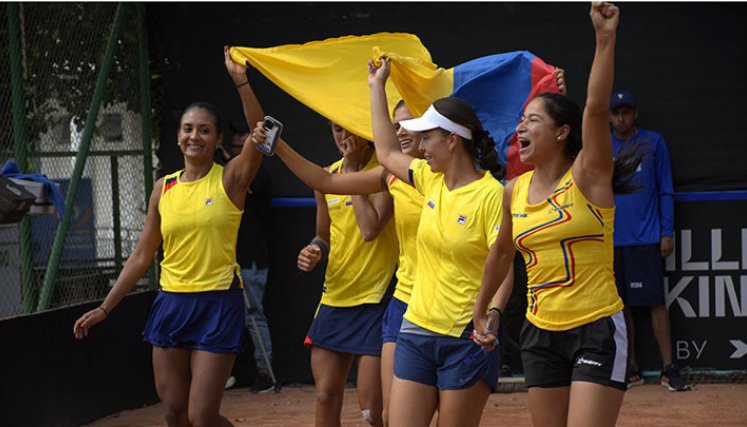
[535,93,643,194]
[431,97,505,180]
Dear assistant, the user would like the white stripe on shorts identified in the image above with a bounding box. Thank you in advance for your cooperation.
[610,310,628,383]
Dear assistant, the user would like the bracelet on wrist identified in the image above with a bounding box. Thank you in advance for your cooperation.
[98,306,110,317]
[488,307,502,319]
[236,80,249,89]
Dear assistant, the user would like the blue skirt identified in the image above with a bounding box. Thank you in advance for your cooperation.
[142,289,245,354]
[305,301,388,356]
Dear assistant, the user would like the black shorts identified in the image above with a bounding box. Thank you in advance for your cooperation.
[614,244,665,307]
[520,312,628,391]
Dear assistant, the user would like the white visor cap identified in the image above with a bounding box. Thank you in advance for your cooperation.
[398,105,473,140]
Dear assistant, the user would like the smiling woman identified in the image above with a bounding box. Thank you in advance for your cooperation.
[72,50,268,427]
[178,102,224,161]
[365,57,512,427]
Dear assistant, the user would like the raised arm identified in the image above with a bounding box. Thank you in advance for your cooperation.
[473,179,518,344]
[272,137,386,195]
[369,59,416,184]
[222,45,265,204]
[73,179,164,338]
[574,2,619,206]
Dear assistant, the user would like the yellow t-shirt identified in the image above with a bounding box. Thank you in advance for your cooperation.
[321,155,399,307]
[159,163,242,292]
[404,158,504,336]
[387,174,424,304]
[512,168,623,331]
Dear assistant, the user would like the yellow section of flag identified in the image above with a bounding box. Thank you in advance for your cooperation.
[230,33,450,141]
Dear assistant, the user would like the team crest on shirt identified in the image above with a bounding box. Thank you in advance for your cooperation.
[427,200,436,209]
[457,214,467,225]
[205,197,213,206]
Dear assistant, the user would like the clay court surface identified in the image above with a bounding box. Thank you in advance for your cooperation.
[88,383,747,426]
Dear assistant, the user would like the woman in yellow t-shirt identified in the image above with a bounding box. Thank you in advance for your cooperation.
[366,58,511,426]
[474,4,643,427]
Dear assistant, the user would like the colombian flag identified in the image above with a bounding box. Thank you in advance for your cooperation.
[230,33,560,177]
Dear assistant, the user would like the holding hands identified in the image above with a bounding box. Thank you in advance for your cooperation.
[472,309,501,352]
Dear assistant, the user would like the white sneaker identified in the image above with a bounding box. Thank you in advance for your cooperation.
[225,376,236,390]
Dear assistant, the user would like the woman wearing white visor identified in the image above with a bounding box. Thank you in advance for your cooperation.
[367,58,510,427]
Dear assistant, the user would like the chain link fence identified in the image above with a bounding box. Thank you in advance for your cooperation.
[0,3,158,319]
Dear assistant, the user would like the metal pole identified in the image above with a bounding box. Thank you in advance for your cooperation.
[111,156,122,272]
[137,3,157,290]
[37,3,130,311]
[8,2,35,313]
[242,290,279,388]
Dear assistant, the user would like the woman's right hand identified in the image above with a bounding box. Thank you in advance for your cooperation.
[298,244,322,272]
[367,58,390,88]
[250,121,267,147]
[73,307,107,339]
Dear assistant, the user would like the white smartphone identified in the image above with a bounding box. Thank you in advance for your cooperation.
[256,116,283,156]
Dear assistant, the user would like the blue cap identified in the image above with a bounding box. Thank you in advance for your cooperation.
[610,89,637,109]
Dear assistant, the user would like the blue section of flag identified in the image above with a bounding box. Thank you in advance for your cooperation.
[452,51,539,167]
[427,200,436,209]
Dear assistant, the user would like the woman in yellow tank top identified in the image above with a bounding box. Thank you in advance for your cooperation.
[234,51,398,426]
[474,4,644,427]
[252,99,423,426]
[73,52,267,426]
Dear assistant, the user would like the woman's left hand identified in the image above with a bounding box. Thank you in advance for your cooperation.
[473,310,500,352]
[224,45,248,86]
[590,2,620,38]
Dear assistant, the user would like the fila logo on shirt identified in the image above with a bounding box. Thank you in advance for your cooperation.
[205,197,213,206]
[457,214,467,225]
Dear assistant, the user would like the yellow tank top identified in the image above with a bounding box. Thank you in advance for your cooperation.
[159,163,242,292]
[387,174,424,304]
[511,168,623,331]
[405,159,504,337]
[322,155,399,307]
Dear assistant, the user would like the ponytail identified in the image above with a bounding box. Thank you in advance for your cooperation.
[612,141,647,195]
[432,97,505,180]
[472,129,505,180]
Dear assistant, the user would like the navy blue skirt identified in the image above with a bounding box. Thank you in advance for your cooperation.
[305,300,388,356]
[142,289,245,354]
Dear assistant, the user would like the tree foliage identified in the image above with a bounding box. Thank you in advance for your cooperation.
[2,3,151,151]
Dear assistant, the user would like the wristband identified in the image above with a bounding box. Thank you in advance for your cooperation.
[310,238,329,261]
[488,307,502,319]
[98,306,110,317]
[236,81,249,89]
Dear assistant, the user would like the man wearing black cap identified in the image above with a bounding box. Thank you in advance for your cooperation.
[610,90,689,391]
